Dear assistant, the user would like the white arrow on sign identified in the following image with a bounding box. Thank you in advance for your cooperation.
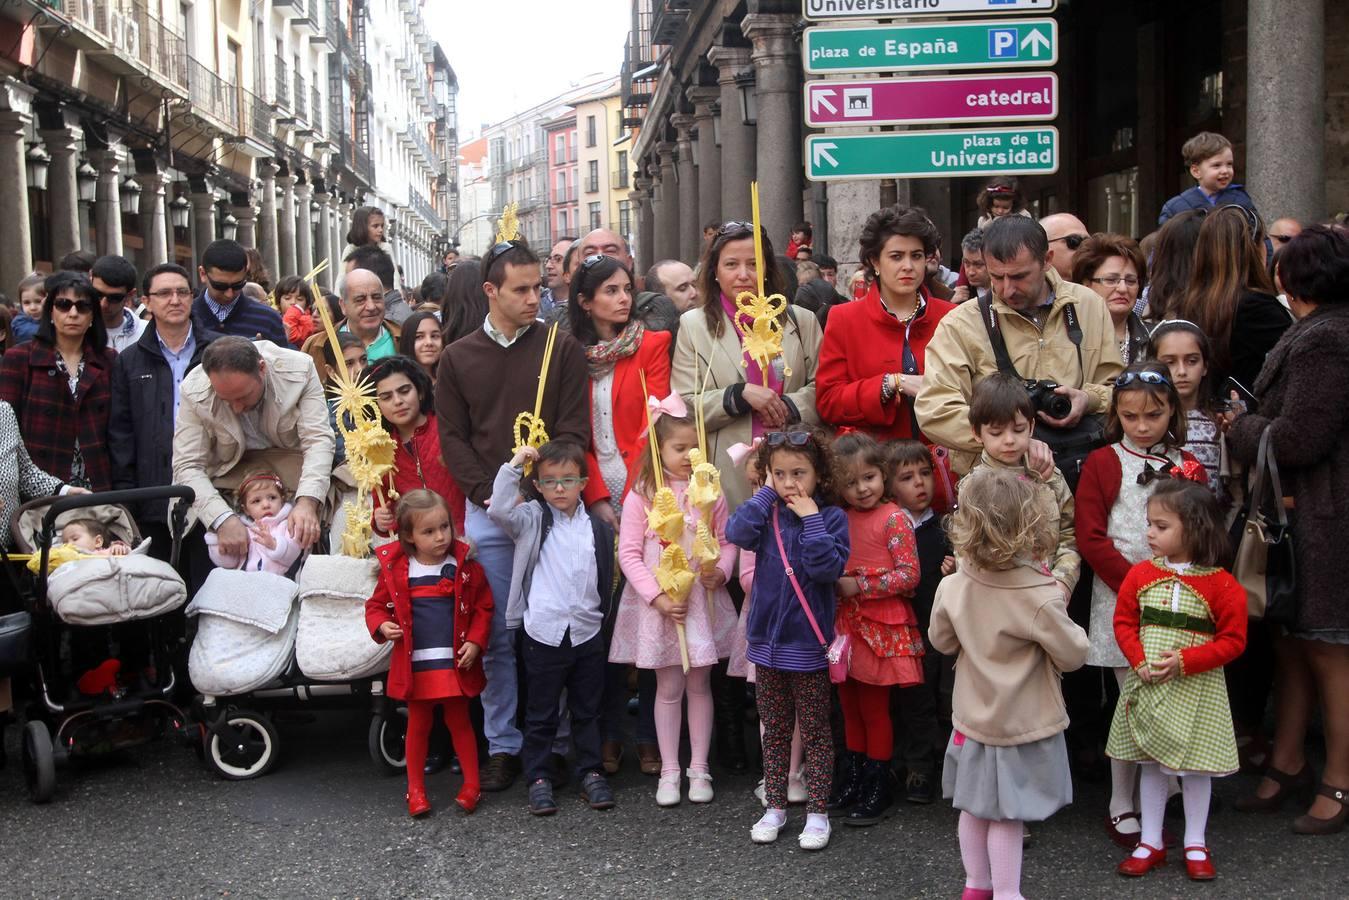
[812,141,839,169]
[811,88,837,116]
[1020,28,1051,57]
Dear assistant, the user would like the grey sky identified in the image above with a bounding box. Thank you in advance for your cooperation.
[425,0,632,140]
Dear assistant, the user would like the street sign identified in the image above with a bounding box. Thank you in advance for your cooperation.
[805,73,1056,128]
[803,19,1057,74]
[805,127,1059,181]
[803,0,1056,22]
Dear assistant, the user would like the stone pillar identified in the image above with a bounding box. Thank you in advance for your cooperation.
[133,153,170,269]
[38,115,82,263]
[707,45,756,222]
[91,146,124,258]
[633,175,654,274]
[294,177,314,276]
[688,87,722,235]
[672,113,701,265]
[257,160,280,280]
[189,184,217,268]
[1247,0,1324,223]
[314,188,333,287]
[743,13,803,252]
[0,80,34,295]
[230,191,257,250]
[330,195,345,270]
[277,171,297,277]
[654,143,680,262]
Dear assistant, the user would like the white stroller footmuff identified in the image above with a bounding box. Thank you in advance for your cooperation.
[187,569,299,696]
[295,555,391,681]
[47,538,187,626]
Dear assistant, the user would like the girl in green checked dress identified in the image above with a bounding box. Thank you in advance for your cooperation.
[1108,477,1247,883]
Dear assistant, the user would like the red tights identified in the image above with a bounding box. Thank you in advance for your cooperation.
[404,698,478,795]
[838,678,893,761]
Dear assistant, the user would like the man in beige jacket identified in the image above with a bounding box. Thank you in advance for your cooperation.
[915,216,1124,476]
[172,336,335,560]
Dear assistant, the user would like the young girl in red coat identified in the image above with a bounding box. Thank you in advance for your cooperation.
[1108,477,1246,881]
[365,489,492,818]
[1076,361,1207,848]
[828,432,922,826]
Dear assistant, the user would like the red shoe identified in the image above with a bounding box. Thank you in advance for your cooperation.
[1184,846,1216,881]
[960,889,993,900]
[455,785,481,814]
[1117,843,1166,877]
[407,786,431,817]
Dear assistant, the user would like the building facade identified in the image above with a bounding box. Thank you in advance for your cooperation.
[545,112,578,243]
[0,0,455,295]
[455,136,494,257]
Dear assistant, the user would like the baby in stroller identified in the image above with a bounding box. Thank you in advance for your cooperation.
[204,470,302,576]
[26,518,131,574]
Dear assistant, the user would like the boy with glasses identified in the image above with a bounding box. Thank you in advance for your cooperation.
[191,239,287,346]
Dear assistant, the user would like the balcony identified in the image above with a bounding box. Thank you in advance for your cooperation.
[585,176,600,194]
[294,71,308,122]
[612,168,630,189]
[352,142,374,185]
[185,57,240,132]
[405,124,438,172]
[552,188,577,205]
[409,187,443,230]
[651,0,691,45]
[226,88,275,157]
[274,57,290,109]
[315,0,339,49]
[292,0,321,36]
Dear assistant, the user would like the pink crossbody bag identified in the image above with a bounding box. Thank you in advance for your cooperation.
[771,506,849,684]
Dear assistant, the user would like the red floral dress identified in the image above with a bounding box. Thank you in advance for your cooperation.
[837,503,925,686]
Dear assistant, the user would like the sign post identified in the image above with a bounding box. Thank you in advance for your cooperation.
[805,73,1057,127]
[803,0,1056,21]
[803,19,1057,74]
[805,127,1059,181]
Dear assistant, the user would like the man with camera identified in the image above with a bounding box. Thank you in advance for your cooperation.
[916,216,1124,487]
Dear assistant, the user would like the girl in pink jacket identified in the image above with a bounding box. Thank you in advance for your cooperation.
[205,470,303,577]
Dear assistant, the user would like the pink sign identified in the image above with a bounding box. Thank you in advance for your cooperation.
[805,73,1057,128]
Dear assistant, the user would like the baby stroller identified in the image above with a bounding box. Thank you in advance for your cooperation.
[187,453,404,779]
[2,486,196,803]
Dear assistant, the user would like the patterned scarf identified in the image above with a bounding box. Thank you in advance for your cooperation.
[585,319,645,378]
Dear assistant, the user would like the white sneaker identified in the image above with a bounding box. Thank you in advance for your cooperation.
[754,778,767,807]
[655,772,681,807]
[798,816,831,851]
[687,769,714,803]
[751,809,786,844]
[788,769,808,805]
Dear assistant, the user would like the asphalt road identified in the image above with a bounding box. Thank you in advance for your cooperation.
[1,710,1343,899]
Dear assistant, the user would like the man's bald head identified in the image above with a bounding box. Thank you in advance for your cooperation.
[1039,212,1090,281]
[579,228,632,268]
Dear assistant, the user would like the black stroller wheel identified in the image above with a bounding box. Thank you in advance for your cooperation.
[22,721,56,803]
[369,712,406,774]
[204,711,279,780]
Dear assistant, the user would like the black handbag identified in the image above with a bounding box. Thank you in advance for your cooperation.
[1231,426,1298,624]
[0,610,31,674]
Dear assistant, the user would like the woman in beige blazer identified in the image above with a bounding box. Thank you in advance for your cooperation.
[671,223,822,510]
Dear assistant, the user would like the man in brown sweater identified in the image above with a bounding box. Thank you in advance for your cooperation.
[436,240,608,791]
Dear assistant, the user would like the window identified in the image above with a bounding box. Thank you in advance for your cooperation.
[555,171,565,203]
[589,202,602,230]
[586,161,599,194]
[586,115,596,147]
[557,210,568,235]
[618,200,632,239]
[555,133,565,162]
[616,151,629,189]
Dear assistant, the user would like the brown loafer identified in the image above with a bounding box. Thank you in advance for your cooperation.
[637,742,661,776]
[602,740,624,775]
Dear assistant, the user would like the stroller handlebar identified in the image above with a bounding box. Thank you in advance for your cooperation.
[40,486,198,533]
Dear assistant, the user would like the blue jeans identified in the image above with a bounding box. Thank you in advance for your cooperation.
[465,503,521,756]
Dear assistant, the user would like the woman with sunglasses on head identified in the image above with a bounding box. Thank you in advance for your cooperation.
[1072,234,1151,366]
[0,271,115,491]
[671,221,823,511]
[1173,205,1291,394]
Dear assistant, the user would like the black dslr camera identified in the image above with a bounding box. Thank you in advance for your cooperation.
[1024,380,1073,420]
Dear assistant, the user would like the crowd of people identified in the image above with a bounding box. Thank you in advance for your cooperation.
[0,128,1346,896]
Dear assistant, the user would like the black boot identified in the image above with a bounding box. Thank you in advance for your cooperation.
[845,759,895,827]
[827,750,865,816]
[713,665,748,774]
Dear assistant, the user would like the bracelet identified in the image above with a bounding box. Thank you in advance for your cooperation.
[880,374,896,404]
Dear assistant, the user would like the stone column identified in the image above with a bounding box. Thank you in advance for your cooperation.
[329,195,345,271]
[294,177,314,276]
[707,45,756,222]
[671,113,701,265]
[230,191,257,249]
[38,114,82,263]
[91,146,124,257]
[133,152,170,269]
[257,160,280,280]
[189,182,217,269]
[633,174,654,273]
[277,171,297,277]
[654,143,679,262]
[743,13,803,252]
[688,87,722,233]
[1247,0,1324,223]
[0,80,34,295]
[314,188,333,287]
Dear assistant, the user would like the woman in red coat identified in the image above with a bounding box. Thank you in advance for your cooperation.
[366,489,492,817]
[816,206,956,507]
[365,355,466,536]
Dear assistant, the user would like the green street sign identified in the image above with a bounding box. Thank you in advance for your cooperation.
[803,19,1057,74]
[805,127,1059,182]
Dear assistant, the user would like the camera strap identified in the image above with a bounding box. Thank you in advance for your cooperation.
[977,292,1084,385]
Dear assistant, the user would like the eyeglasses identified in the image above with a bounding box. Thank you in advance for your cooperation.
[1114,370,1171,388]
[95,290,128,305]
[1090,274,1140,288]
[537,476,586,491]
[52,297,93,314]
[148,288,194,301]
[766,431,811,448]
[1048,234,1088,250]
[207,277,247,294]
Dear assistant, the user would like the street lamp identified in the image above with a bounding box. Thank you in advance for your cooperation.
[222,213,238,241]
[25,144,50,191]
[120,177,142,215]
[76,162,98,203]
[736,72,757,126]
[169,194,190,229]
[310,200,320,226]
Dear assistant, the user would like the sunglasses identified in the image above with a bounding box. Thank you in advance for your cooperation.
[537,476,586,491]
[95,290,128,305]
[1049,233,1088,250]
[580,253,609,272]
[483,240,524,274]
[208,277,247,294]
[52,297,94,314]
[1114,370,1171,388]
[766,431,811,448]
[717,221,756,237]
